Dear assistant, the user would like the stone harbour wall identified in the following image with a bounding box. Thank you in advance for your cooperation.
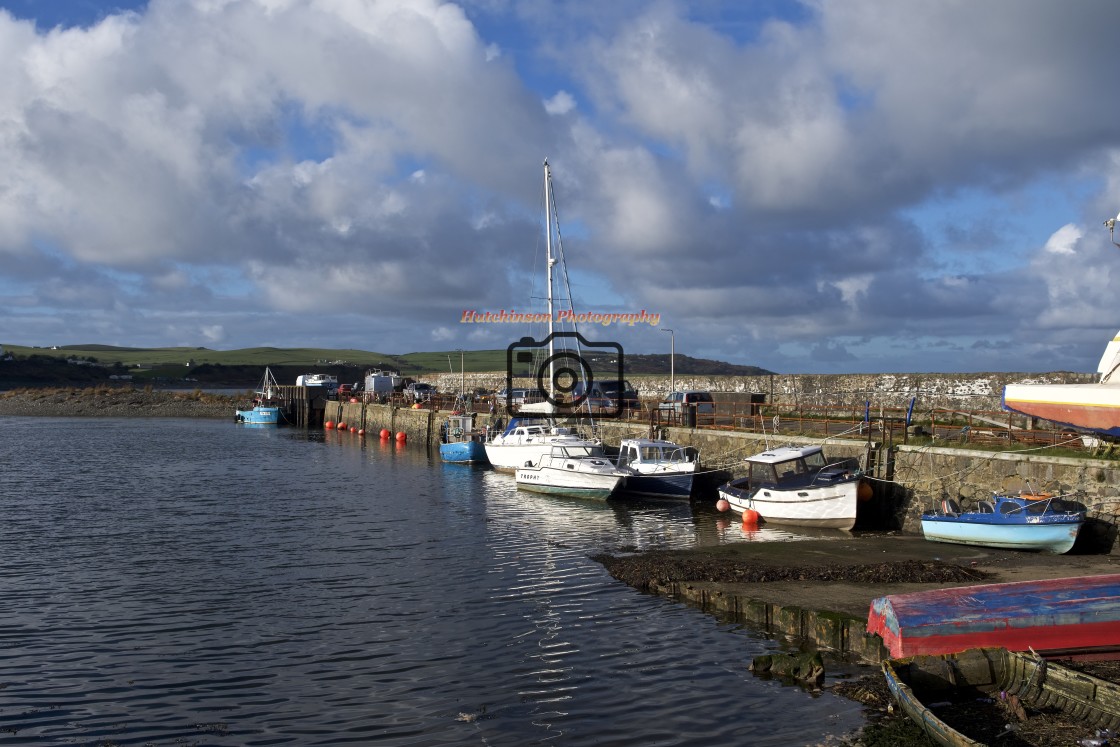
[326,400,449,444]
[887,444,1120,551]
[426,371,1098,412]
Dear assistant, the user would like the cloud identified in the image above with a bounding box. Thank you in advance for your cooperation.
[1044,223,1082,255]
[2,0,1120,374]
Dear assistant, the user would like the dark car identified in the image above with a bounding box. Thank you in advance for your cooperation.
[598,379,640,412]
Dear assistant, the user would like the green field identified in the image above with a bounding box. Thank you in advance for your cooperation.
[2,343,769,381]
[2,344,511,375]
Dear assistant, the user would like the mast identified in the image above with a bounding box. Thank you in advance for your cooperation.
[545,159,555,398]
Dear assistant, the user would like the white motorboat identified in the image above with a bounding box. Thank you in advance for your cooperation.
[515,443,624,500]
[484,415,598,472]
[717,444,867,530]
[615,437,698,499]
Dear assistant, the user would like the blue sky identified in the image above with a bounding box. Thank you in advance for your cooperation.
[2,0,1119,374]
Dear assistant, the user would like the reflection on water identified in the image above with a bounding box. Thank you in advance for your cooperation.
[0,417,865,746]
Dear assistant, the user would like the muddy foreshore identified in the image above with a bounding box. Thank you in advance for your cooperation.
[594,536,1119,747]
[0,387,240,418]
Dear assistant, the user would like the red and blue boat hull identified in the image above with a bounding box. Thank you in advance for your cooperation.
[867,574,1120,659]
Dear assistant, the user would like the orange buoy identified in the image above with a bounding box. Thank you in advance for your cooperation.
[715,498,730,512]
[337,422,347,431]
[858,480,873,502]
[358,428,365,436]
[395,431,407,442]
[379,428,390,439]
[742,509,761,526]
[411,403,422,410]
[350,397,359,403]
[325,421,334,429]
[349,426,357,433]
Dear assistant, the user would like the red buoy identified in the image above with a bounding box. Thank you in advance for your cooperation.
[337,422,347,431]
[715,498,730,512]
[358,428,365,436]
[395,431,407,442]
[379,428,390,439]
[742,509,761,526]
[325,421,334,429]
[349,426,357,433]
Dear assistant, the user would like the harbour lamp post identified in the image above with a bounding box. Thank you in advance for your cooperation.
[1108,211,1120,249]
[660,328,674,394]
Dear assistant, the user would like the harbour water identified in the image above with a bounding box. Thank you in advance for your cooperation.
[0,417,866,745]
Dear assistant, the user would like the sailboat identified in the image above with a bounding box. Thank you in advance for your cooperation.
[235,367,287,425]
[1002,209,1120,436]
[485,160,602,472]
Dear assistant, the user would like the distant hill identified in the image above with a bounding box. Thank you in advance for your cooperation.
[615,353,772,376]
[0,344,773,387]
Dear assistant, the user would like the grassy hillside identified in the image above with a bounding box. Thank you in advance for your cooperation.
[1,344,774,386]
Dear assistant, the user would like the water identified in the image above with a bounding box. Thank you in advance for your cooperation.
[0,417,866,745]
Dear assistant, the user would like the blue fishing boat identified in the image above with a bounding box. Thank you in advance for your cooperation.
[235,367,288,425]
[439,414,488,464]
[615,437,699,499]
[920,493,1085,554]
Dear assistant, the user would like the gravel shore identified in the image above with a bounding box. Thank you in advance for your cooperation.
[0,387,240,418]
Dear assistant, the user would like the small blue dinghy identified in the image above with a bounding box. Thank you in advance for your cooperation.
[920,493,1085,554]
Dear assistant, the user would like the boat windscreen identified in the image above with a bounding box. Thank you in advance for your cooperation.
[803,451,827,469]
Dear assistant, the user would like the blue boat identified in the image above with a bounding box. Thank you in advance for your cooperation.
[235,367,288,425]
[615,437,699,499]
[439,414,488,464]
[920,493,1085,554]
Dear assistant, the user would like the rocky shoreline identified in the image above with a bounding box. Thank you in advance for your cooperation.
[0,387,239,418]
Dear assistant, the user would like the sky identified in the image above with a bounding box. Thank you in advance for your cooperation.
[2,0,1120,374]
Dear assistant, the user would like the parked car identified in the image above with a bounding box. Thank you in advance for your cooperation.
[405,382,437,402]
[337,383,354,399]
[598,379,640,413]
[497,387,537,406]
[658,391,715,424]
[569,382,616,414]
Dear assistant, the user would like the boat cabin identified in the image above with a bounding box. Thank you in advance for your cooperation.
[744,445,857,490]
[499,418,572,439]
[442,414,482,444]
[617,438,696,468]
[548,443,607,460]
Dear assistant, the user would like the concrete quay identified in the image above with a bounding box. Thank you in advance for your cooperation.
[631,532,1120,664]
